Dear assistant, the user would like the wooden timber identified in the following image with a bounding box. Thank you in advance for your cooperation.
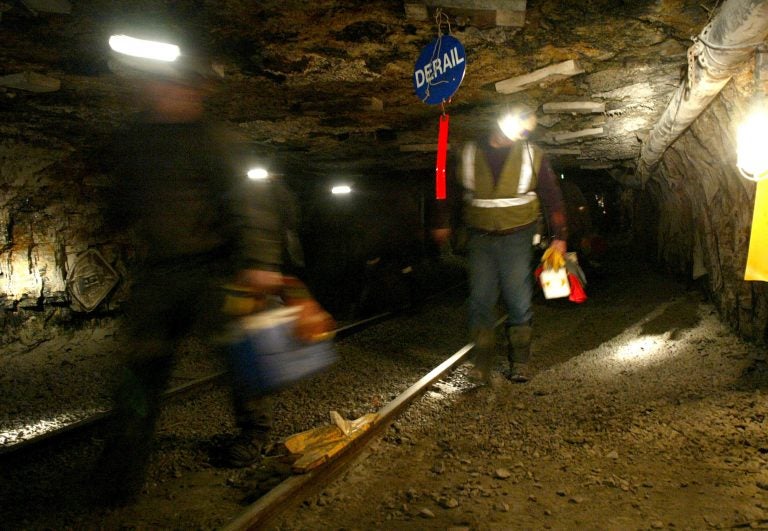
[495,60,584,94]
[404,0,525,28]
[542,101,605,114]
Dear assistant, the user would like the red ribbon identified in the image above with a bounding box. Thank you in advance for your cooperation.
[435,113,449,200]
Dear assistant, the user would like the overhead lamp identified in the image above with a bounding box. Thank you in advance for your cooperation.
[108,35,181,62]
[331,184,352,195]
[736,47,768,182]
[247,167,269,181]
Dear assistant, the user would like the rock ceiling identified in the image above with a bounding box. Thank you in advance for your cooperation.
[0,0,713,186]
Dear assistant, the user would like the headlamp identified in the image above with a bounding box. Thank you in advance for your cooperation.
[109,35,180,62]
[498,113,527,140]
[107,31,223,83]
[497,104,536,141]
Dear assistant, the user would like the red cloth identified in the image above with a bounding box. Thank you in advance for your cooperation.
[567,273,587,303]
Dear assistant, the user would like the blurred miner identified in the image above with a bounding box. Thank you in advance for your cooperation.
[97,23,329,504]
[432,104,568,383]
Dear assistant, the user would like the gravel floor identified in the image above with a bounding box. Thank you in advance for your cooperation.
[2,246,767,530]
[273,251,768,530]
[0,258,471,529]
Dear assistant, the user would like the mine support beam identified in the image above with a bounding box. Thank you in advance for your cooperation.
[405,0,526,28]
[636,0,768,183]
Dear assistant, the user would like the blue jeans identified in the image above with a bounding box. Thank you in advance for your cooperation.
[467,224,536,331]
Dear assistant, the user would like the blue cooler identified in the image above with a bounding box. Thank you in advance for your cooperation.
[228,306,338,397]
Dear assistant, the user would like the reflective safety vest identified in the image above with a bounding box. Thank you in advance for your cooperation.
[461,140,542,232]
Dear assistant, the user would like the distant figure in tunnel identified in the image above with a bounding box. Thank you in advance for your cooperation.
[432,103,568,383]
[96,22,331,504]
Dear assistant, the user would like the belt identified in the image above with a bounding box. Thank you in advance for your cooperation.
[471,222,535,237]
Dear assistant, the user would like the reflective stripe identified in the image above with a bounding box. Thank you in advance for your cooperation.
[518,142,533,194]
[471,192,537,208]
[461,142,476,190]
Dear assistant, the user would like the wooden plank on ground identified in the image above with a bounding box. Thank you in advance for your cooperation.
[495,59,584,94]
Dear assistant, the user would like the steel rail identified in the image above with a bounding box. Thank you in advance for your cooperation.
[0,370,227,458]
[222,342,475,531]
[0,283,466,460]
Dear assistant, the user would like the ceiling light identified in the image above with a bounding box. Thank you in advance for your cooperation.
[247,167,269,180]
[331,185,352,195]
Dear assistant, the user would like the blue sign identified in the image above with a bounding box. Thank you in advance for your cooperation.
[413,35,466,105]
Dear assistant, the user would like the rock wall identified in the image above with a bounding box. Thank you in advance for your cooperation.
[0,139,129,351]
[644,81,768,343]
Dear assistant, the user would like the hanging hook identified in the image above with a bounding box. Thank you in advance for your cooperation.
[434,7,451,37]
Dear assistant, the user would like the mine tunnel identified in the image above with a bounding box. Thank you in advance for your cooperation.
[2,0,768,529]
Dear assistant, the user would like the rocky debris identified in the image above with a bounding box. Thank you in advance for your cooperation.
[272,253,768,530]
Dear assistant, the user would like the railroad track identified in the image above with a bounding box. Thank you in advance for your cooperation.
[0,278,484,530]
[0,283,465,462]
[223,340,477,530]
[0,312,392,461]
[222,312,506,530]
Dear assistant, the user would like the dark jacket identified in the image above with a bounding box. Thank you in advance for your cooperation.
[108,119,284,273]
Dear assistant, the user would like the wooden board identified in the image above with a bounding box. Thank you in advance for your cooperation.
[495,60,584,94]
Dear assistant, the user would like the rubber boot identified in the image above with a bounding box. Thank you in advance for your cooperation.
[469,327,495,384]
[506,324,532,383]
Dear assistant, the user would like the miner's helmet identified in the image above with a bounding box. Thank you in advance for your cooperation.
[496,103,537,141]
[107,19,224,85]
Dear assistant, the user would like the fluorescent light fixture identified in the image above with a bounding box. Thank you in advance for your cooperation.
[331,185,352,195]
[247,167,269,180]
[108,34,180,62]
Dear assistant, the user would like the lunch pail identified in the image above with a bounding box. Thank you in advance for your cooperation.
[228,306,337,397]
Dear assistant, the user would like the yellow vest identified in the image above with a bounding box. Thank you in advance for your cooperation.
[462,141,542,232]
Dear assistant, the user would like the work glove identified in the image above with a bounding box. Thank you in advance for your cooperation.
[541,246,566,271]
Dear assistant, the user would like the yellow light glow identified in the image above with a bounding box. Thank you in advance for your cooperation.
[737,105,768,181]
[108,35,180,62]
[3,254,42,298]
[613,336,660,362]
[331,185,352,195]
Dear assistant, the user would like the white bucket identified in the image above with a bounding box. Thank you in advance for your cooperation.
[539,267,571,299]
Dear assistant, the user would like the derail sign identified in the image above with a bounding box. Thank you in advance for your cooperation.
[413,34,466,105]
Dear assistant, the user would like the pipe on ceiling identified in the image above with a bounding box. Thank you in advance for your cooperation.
[636,0,768,183]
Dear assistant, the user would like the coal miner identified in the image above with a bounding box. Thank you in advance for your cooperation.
[95,20,303,504]
[432,104,568,383]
